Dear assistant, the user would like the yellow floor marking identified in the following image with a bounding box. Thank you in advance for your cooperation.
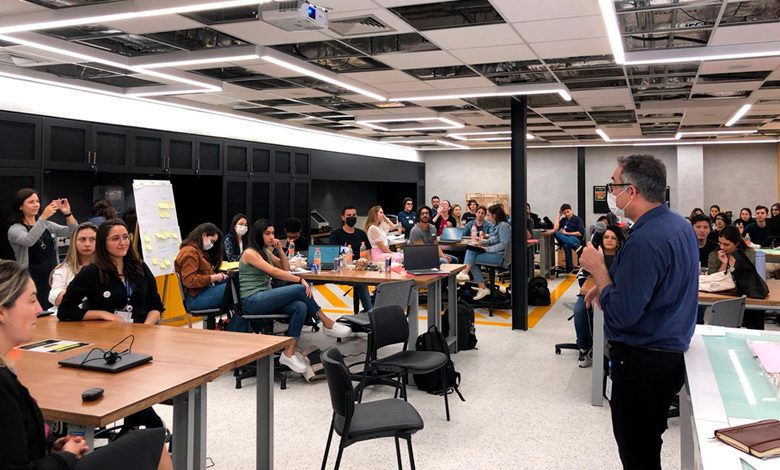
[314,285,349,309]
[491,310,511,319]
[322,308,354,314]
[475,312,487,319]
[527,274,577,328]
[336,284,352,294]
[476,320,512,327]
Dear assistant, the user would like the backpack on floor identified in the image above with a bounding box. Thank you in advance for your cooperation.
[442,301,478,351]
[528,276,551,306]
[412,326,465,402]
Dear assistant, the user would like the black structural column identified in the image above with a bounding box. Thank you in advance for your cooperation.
[577,147,586,224]
[511,97,528,331]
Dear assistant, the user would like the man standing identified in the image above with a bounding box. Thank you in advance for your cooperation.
[580,154,698,470]
[553,203,584,272]
[329,206,373,311]
[743,205,769,246]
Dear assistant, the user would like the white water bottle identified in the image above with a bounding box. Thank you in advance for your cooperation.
[755,250,766,280]
[471,225,477,242]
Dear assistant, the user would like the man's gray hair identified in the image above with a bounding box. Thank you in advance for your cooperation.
[617,155,667,204]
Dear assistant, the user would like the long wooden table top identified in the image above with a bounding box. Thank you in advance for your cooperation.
[13,318,292,427]
[298,263,466,286]
[579,277,780,308]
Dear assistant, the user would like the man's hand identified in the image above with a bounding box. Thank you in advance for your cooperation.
[579,242,605,273]
[584,286,600,309]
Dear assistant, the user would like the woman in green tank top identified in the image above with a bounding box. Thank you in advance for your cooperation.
[239,219,351,373]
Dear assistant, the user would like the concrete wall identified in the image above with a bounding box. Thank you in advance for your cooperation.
[703,143,778,216]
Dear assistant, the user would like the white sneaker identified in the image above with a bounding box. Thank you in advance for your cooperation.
[279,352,306,373]
[473,287,491,301]
[456,272,470,282]
[323,321,352,338]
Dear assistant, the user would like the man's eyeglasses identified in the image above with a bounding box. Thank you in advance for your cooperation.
[606,183,631,193]
[108,233,130,243]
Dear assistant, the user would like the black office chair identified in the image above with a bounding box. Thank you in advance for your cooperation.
[337,279,414,333]
[320,347,423,470]
[364,305,453,421]
[472,242,513,315]
[171,272,223,329]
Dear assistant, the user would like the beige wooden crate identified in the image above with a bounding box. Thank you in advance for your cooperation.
[466,193,510,214]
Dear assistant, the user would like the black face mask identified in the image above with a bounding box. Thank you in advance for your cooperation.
[345,216,357,227]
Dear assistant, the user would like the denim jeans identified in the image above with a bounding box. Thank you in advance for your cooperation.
[186,282,226,311]
[356,285,373,311]
[464,249,504,285]
[554,232,580,269]
[573,295,592,350]
[241,284,322,339]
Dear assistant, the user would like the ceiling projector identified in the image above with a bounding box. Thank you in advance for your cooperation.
[261,1,329,31]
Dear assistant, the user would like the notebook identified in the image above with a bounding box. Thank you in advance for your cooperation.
[307,245,339,270]
[59,351,153,373]
[714,419,780,459]
[402,244,442,275]
[439,227,465,243]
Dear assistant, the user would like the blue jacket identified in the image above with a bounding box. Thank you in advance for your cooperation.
[484,221,511,253]
[463,219,493,236]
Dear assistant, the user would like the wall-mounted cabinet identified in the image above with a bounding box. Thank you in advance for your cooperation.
[0,111,42,168]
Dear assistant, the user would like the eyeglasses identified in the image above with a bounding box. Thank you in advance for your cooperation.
[606,183,631,193]
[107,233,130,243]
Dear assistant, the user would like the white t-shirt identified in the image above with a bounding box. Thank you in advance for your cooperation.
[48,263,76,306]
[367,224,388,248]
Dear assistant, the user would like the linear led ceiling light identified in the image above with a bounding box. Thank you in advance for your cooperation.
[388,84,571,102]
[597,0,625,64]
[725,104,753,127]
[675,129,758,140]
[0,0,276,35]
[638,138,779,147]
[448,130,534,141]
[355,113,464,132]
[595,128,677,143]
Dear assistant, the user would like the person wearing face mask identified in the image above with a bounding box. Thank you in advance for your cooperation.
[330,206,373,311]
[579,155,698,470]
[48,222,98,309]
[174,223,227,311]
[397,197,416,238]
[224,213,248,262]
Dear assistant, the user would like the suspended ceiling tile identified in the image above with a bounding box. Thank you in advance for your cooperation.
[698,57,780,75]
[372,79,435,92]
[490,0,600,23]
[276,104,333,113]
[373,0,442,6]
[422,24,522,50]
[530,37,611,59]
[373,50,461,69]
[760,121,780,130]
[178,93,238,105]
[245,62,304,78]
[427,76,494,89]
[513,16,606,43]
[691,81,764,94]
[450,44,535,64]
[752,89,780,101]
[0,1,51,14]
[103,16,206,34]
[266,87,332,98]
[406,98,468,107]
[709,23,780,46]
[339,93,382,103]
[4,44,91,64]
[212,20,332,46]
[533,105,585,113]
[571,88,634,108]
[325,8,416,36]
[342,69,419,84]
[766,69,780,80]
[315,0,383,12]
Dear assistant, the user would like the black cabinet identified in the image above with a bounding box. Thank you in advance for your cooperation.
[224,140,271,177]
[168,134,195,174]
[92,124,130,171]
[43,118,90,170]
[196,137,222,175]
[294,152,310,178]
[250,179,272,223]
[274,150,291,176]
[133,130,165,172]
[0,111,42,168]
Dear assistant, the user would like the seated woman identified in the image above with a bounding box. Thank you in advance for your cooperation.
[365,205,403,263]
[0,260,172,470]
[451,204,465,228]
[572,226,625,367]
[735,207,754,232]
[456,204,512,301]
[49,222,97,309]
[689,208,704,219]
[707,212,731,244]
[707,225,764,329]
[240,219,351,373]
[223,213,248,262]
[58,219,163,324]
[174,223,228,311]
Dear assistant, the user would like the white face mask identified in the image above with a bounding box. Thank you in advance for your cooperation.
[202,238,214,251]
[236,225,248,236]
[607,186,632,221]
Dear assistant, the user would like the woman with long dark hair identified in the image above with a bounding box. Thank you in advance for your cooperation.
[239,219,350,373]
[57,219,163,324]
[457,204,512,300]
[223,213,248,262]
[174,223,227,311]
[735,207,754,232]
[7,188,78,308]
[0,260,172,470]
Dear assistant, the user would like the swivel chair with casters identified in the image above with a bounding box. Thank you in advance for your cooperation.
[472,242,513,316]
[337,279,414,333]
[320,347,424,470]
[168,272,224,329]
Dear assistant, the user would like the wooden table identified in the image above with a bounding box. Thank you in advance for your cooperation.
[15,318,292,470]
[698,279,780,309]
[298,264,467,351]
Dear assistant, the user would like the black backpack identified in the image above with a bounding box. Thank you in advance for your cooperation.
[442,301,478,351]
[528,276,551,306]
[412,326,465,402]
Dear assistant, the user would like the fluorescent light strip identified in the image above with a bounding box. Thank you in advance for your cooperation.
[136,54,260,70]
[359,116,441,124]
[729,349,756,405]
[126,88,208,97]
[261,54,386,102]
[0,0,274,34]
[436,139,469,149]
[725,104,752,127]
[598,0,626,64]
[638,138,779,146]
[675,129,758,140]
[596,128,678,143]
[624,49,780,66]
[389,89,571,102]
[449,131,535,141]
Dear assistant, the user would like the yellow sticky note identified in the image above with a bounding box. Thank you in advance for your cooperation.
[155,232,163,239]
[145,243,152,251]
[158,210,165,217]
[151,257,158,265]
[143,235,151,242]
[157,202,165,209]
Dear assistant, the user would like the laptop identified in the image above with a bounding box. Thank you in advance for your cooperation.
[59,351,153,373]
[402,244,443,275]
[439,227,465,243]
[307,245,340,270]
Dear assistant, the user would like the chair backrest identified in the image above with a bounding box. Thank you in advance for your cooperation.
[708,295,746,328]
[175,272,190,310]
[320,347,355,420]
[368,305,408,350]
[373,280,414,312]
[502,240,512,268]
